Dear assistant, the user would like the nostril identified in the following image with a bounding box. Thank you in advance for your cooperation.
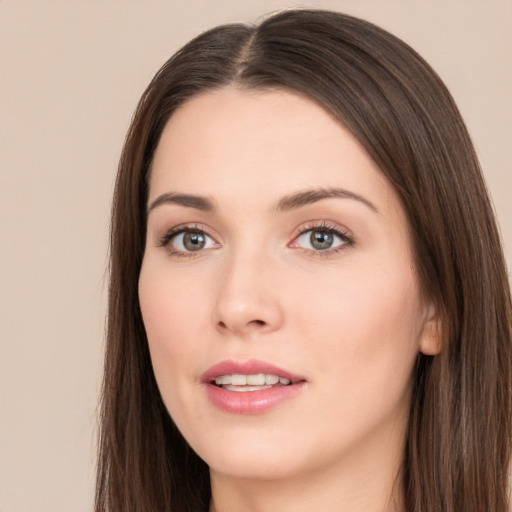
[216,318,268,334]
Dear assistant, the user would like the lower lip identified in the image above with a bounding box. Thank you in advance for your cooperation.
[204,382,305,414]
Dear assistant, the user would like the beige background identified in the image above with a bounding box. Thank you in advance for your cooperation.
[1,1,510,511]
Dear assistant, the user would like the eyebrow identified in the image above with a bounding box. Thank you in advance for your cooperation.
[148,192,214,213]
[274,188,378,213]
[147,187,378,215]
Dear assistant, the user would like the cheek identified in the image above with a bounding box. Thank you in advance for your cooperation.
[138,263,207,404]
[284,263,424,455]
[295,258,424,389]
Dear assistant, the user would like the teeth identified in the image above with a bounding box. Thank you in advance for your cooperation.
[265,375,279,385]
[247,374,265,385]
[224,384,273,392]
[231,374,247,385]
[215,375,231,385]
[214,373,292,386]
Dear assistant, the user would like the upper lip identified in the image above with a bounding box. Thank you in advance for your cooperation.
[201,359,305,384]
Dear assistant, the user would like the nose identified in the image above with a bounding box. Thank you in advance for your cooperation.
[212,249,284,337]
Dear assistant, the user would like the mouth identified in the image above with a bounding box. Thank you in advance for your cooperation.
[201,359,306,414]
[202,359,304,388]
[212,373,294,392]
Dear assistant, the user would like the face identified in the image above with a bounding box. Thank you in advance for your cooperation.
[139,87,438,483]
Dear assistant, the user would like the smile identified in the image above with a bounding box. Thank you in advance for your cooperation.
[214,373,292,391]
[202,360,306,414]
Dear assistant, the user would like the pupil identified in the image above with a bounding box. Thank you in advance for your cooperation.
[311,230,333,250]
[183,232,205,251]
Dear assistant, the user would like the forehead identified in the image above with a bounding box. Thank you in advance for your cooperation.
[149,86,396,214]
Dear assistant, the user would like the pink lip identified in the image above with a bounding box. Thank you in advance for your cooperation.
[201,359,306,415]
[201,359,304,384]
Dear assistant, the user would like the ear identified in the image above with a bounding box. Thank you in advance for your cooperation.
[419,303,443,356]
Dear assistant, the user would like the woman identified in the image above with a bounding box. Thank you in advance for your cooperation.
[95,9,512,512]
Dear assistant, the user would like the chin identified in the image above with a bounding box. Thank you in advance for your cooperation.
[188,427,308,481]
[206,449,298,481]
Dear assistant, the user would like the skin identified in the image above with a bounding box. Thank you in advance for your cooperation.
[139,87,440,512]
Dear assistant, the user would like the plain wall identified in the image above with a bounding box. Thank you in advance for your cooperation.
[1,1,510,511]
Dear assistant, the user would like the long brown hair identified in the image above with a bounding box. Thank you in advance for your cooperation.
[96,9,512,512]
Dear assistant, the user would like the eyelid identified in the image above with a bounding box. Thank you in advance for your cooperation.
[157,223,220,257]
[289,220,355,254]
[155,220,354,258]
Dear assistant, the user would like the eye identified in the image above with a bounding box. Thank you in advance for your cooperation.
[174,230,214,251]
[291,223,353,253]
[159,227,218,255]
[297,229,343,251]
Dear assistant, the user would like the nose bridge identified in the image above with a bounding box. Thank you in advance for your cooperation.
[213,238,283,335]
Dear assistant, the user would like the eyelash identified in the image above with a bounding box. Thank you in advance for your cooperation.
[157,224,214,259]
[291,221,355,257]
[157,221,355,259]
